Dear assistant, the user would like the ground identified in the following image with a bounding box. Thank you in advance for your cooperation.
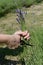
[0,3,43,65]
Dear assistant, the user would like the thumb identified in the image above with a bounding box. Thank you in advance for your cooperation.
[14,30,28,36]
[14,30,23,35]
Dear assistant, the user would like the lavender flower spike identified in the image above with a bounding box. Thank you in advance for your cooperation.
[16,18,20,23]
[17,14,20,17]
[16,9,20,13]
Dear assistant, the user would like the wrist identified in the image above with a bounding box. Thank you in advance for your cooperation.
[3,34,11,43]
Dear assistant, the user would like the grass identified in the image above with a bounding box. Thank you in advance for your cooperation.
[0,3,43,65]
[0,0,43,17]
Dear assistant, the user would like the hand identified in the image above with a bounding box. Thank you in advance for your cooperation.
[7,30,30,49]
[14,30,30,40]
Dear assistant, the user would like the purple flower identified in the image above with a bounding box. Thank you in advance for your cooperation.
[16,9,20,13]
[21,11,27,15]
[16,9,26,24]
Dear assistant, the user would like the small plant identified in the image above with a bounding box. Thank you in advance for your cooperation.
[16,9,26,31]
[16,9,32,46]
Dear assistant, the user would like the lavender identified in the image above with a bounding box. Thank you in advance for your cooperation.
[16,9,26,31]
[16,9,20,13]
[16,18,20,23]
[16,9,32,46]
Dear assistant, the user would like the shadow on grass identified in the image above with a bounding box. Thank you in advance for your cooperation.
[0,40,33,65]
[0,59,25,65]
[0,46,24,58]
[0,46,25,65]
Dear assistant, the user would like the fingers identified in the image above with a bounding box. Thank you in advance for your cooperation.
[15,30,30,40]
[22,31,30,40]
[24,33,30,40]
[14,30,28,36]
[24,33,29,39]
[14,30,23,35]
[27,37,30,40]
[14,30,30,41]
[22,31,28,36]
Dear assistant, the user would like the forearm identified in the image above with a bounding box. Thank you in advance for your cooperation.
[0,34,11,43]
